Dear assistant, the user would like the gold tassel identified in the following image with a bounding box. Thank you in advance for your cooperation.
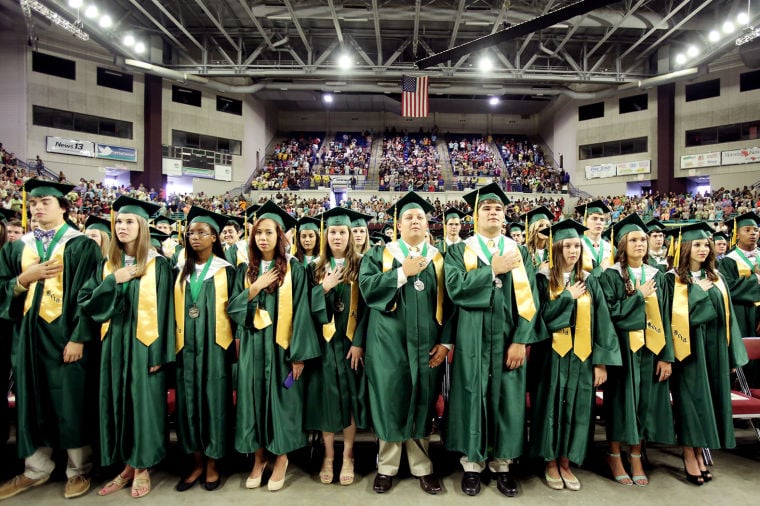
[673,229,682,269]
[548,228,553,268]
[319,214,325,259]
[730,218,737,248]
[21,189,27,231]
[244,213,248,241]
[473,190,480,234]
[609,225,615,264]
[110,209,115,236]
[393,204,398,242]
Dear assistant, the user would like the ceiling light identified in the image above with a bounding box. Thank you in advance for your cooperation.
[323,93,333,103]
[67,0,83,8]
[20,0,89,40]
[723,21,735,34]
[489,97,500,106]
[737,12,750,25]
[134,42,146,54]
[123,34,135,46]
[98,14,112,28]
[479,56,493,72]
[708,30,721,42]
[687,45,699,57]
[338,54,352,69]
[675,53,687,65]
[84,4,98,19]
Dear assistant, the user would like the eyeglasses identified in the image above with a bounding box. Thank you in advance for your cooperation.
[186,232,214,238]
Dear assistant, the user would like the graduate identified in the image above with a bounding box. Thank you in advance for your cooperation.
[646,219,669,272]
[444,183,541,497]
[149,228,170,256]
[350,213,371,255]
[221,216,248,266]
[294,215,321,266]
[522,206,554,270]
[370,232,388,247]
[0,180,101,501]
[174,207,240,492]
[530,219,621,491]
[358,192,447,496]
[78,196,175,498]
[599,213,675,487]
[0,209,12,452]
[576,200,613,276]
[152,215,179,258]
[436,207,466,254]
[84,214,112,257]
[508,222,525,245]
[718,212,760,386]
[664,222,748,485]
[713,231,728,260]
[227,200,320,492]
[304,207,369,486]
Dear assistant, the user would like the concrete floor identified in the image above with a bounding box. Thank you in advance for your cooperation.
[1,426,758,506]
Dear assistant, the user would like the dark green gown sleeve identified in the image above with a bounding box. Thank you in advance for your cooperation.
[444,243,495,310]
[358,246,401,312]
[718,257,760,305]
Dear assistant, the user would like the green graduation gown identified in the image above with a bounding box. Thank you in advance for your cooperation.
[600,264,675,445]
[665,272,749,448]
[0,228,101,458]
[175,256,240,459]
[358,242,445,442]
[304,262,369,432]
[718,251,760,386]
[228,258,320,455]
[529,271,621,464]
[581,236,612,277]
[78,251,175,468]
[444,236,542,462]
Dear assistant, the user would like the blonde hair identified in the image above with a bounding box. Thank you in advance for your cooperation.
[526,218,551,265]
[107,214,151,276]
[95,230,111,257]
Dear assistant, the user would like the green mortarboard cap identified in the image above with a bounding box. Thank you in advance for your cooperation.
[551,219,588,242]
[152,215,175,226]
[244,204,261,220]
[508,222,525,233]
[462,183,510,208]
[149,226,169,242]
[646,219,667,233]
[320,208,370,228]
[23,179,75,198]
[225,215,244,229]
[112,195,161,221]
[575,199,610,217]
[677,222,715,242]
[297,215,321,231]
[350,212,372,229]
[85,215,112,236]
[0,208,18,222]
[521,206,554,227]
[255,200,297,231]
[443,207,468,223]
[371,232,389,245]
[713,231,729,242]
[603,213,648,244]
[186,206,229,233]
[385,191,434,218]
[726,211,760,230]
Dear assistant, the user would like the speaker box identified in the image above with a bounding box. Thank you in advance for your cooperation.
[739,38,760,68]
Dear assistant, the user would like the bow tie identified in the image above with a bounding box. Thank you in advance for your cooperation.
[34,229,56,242]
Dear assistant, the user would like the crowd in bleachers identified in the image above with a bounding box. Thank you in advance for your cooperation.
[250,133,323,191]
[378,135,444,192]
[448,136,500,177]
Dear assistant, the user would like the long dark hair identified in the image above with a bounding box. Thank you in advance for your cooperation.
[314,226,361,285]
[180,222,226,283]
[247,218,289,293]
[0,222,7,248]
[615,234,650,296]
[295,228,320,263]
[675,240,719,284]
[549,239,585,293]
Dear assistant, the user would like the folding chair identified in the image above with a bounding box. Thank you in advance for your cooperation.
[732,337,760,444]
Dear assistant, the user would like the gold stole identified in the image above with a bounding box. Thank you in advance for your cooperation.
[671,278,691,361]
[322,280,360,341]
[463,244,536,321]
[252,263,294,350]
[582,251,594,273]
[714,277,731,344]
[629,291,666,354]
[101,259,160,346]
[381,246,444,325]
[174,267,233,352]
[734,259,760,306]
[550,284,592,361]
[21,244,65,323]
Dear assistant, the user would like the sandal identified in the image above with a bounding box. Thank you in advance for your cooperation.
[98,473,132,496]
[629,453,649,486]
[339,458,354,486]
[131,471,151,498]
[606,452,633,486]
[320,457,334,484]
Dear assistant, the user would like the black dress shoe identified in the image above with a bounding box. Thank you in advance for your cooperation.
[495,472,518,497]
[461,471,481,496]
[204,478,221,491]
[418,474,442,495]
[373,473,393,493]
[175,477,199,492]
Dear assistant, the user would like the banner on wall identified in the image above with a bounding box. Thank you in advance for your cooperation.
[680,152,720,169]
[721,147,760,166]
[182,167,215,179]
[584,163,616,179]
[96,143,137,163]
[616,160,651,176]
[45,136,94,158]
[214,165,232,182]
[162,158,183,176]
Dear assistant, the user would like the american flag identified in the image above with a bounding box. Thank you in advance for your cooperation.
[401,75,429,118]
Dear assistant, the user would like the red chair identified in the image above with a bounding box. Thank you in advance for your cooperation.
[736,337,760,399]
[731,337,760,444]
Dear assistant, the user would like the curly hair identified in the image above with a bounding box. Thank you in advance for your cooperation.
[615,234,650,296]
[526,219,551,267]
[247,218,289,293]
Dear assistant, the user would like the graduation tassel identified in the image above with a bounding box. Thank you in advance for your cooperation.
[609,225,615,264]
[673,228,683,269]
[730,218,737,248]
[21,189,27,231]
[393,205,398,242]
[290,227,297,256]
[473,190,480,234]
[110,209,115,236]
[548,228,553,268]
[244,213,248,242]
[319,214,326,259]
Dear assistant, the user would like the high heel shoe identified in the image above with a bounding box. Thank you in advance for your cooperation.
[268,458,288,491]
[320,457,334,484]
[606,452,633,486]
[629,453,648,486]
[682,456,704,486]
[700,469,713,482]
[245,461,266,489]
[339,458,355,486]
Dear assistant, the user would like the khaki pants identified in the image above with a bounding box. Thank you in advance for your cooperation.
[460,456,512,473]
[24,446,92,480]
[378,439,433,477]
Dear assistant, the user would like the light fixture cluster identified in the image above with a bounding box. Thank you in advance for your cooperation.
[67,0,147,54]
[675,11,752,66]
[21,0,89,40]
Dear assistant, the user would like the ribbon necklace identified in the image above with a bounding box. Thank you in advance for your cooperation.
[35,224,68,262]
[735,249,759,272]
[582,236,603,265]
[477,234,505,264]
[189,256,214,303]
